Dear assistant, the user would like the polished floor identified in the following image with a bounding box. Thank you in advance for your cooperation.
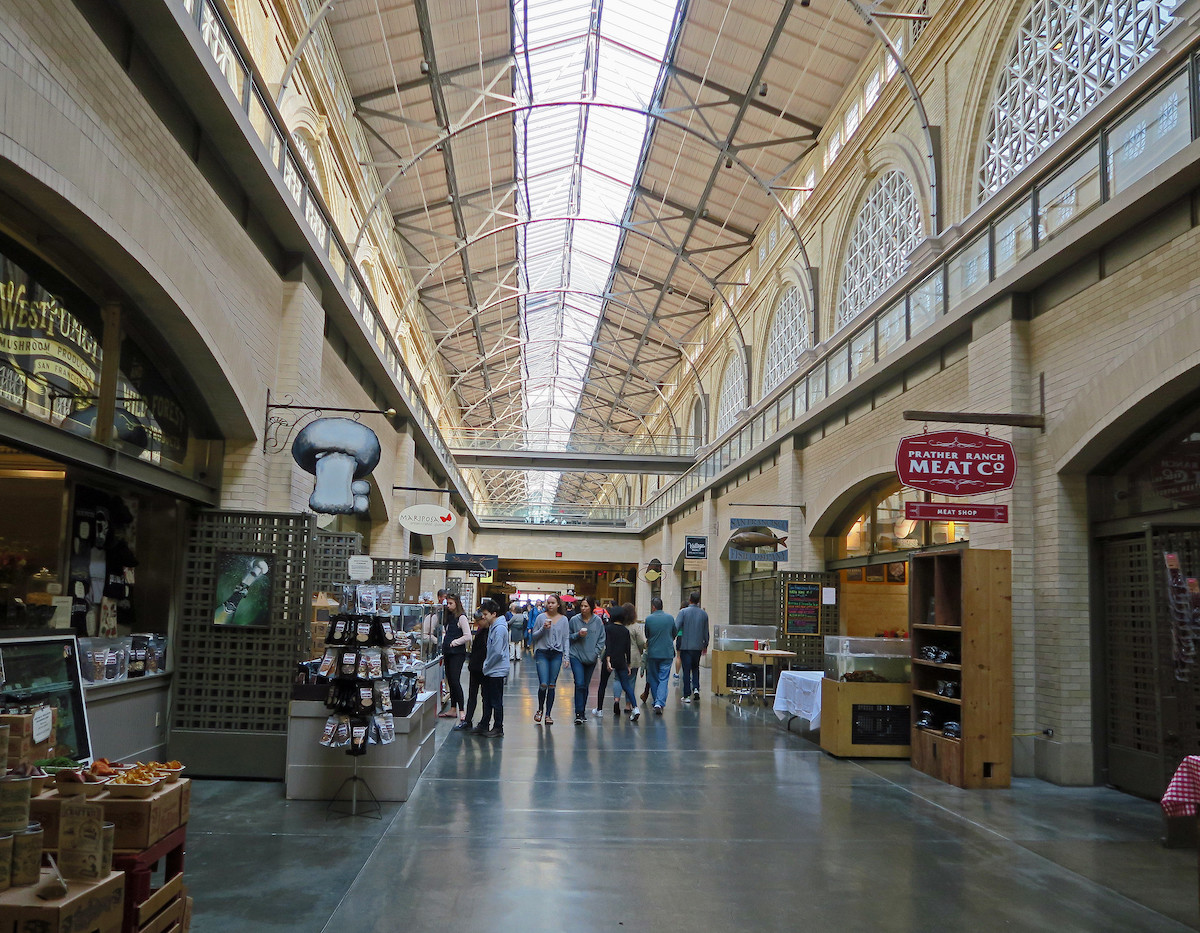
[185,660,1200,932]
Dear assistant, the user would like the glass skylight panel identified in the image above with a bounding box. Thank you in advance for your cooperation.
[513,0,677,505]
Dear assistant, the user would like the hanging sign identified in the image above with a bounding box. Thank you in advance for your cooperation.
[728,518,788,562]
[905,501,1009,523]
[347,555,373,581]
[683,536,707,572]
[895,430,1016,496]
[399,503,457,534]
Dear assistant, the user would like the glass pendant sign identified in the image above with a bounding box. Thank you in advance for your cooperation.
[895,430,1017,496]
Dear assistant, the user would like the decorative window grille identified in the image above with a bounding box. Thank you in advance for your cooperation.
[769,225,778,250]
[826,127,843,167]
[804,169,816,199]
[759,244,767,266]
[885,33,903,80]
[716,355,747,436]
[978,0,1179,199]
[761,286,810,396]
[836,170,924,329]
[911,0,929,44]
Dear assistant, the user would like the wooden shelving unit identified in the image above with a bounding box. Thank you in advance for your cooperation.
[909,549,1012,789]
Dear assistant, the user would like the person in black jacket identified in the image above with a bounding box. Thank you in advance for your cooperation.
[602,605,640,722]
[457,611,489,733]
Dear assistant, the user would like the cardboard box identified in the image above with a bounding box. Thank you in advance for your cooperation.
[102,782,183,850]
[33,781,186,850]
[0,868,124,933]
[9,734,56,768]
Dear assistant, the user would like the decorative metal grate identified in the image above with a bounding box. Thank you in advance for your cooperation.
[174,511,312,733]
[762,286,810,397]
[978,0,1178,199]
[716,353,747,436]
[309,531,362,594]
[836,170,923,329]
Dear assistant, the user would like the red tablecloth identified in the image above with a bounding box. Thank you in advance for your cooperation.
[1161,755,1200,816]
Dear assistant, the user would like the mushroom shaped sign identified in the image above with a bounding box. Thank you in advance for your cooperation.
[292,418,382,515]
[895,430,1016,496]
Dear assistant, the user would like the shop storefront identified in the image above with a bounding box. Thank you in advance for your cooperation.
[0,233,219,763]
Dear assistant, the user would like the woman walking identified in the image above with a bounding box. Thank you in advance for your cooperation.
[508,603,527,662]
[593,604,624,718]
[440,593,472,723]
[602,605,640,721]
[619,602,646,713]
[569,595,606,725]
[530,593,569,724]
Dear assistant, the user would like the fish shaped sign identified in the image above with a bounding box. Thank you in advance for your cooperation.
[727,522,788,562]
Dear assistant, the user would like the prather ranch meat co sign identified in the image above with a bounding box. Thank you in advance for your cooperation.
[895,430,1016,496]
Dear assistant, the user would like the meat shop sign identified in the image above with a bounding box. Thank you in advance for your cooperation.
[895,430,1017,496]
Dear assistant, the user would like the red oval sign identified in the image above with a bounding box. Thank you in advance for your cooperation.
[895,430,1017,496]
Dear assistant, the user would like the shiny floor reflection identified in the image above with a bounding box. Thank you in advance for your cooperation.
[186,660,1199,932]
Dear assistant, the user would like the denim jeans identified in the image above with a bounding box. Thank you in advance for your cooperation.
[534,649,563,686]
[570,656,597,715]
[614,669,638,707]
[680,649,702,697]
[646,658,672,707]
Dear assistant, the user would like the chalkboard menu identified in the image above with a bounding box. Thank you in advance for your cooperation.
[784,582,821,635]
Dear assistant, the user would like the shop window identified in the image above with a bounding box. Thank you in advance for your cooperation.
[834,482,970,560]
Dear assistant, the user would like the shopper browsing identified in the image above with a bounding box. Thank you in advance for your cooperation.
[476,599,509,738]
[508,603,527,662]
[569,595,606,724]
[440,593,471,722]
[676,590,709,704]
[643,597,676,714]
[530,593,569,724]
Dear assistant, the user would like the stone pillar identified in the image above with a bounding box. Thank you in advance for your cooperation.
[778,439,809,571]
[267,261,326,513]
[372,421,417,557]
[704,490,731,628]
[661,519,678,612]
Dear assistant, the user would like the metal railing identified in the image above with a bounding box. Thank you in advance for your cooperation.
[639,44,1200,526]
[471,504,635,526]
[177,0,469,503]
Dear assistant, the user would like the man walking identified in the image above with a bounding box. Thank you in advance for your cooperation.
[676,591,709,704]
[643,597,676,714]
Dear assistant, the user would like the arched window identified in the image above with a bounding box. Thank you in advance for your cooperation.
[690,396,706,446]
[761,286,810,396]
[978,0,1179,199]
[836,171,923,329]
[715,355,747,437]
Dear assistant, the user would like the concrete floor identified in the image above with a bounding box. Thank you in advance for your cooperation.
[184,660,1200,932]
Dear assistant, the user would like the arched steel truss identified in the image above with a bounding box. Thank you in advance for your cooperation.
[275,0,339,108]
[843,0,942,234]
[352,101,821,389]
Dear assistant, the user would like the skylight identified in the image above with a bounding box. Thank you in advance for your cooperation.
[513,0,679,507]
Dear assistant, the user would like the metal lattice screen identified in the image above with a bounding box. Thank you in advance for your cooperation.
[174,511,312,734]
[309,532,362,594]
[777,571,837,670]
[371,557,420,602]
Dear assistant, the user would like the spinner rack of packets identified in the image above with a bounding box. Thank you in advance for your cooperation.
[315,582,422,759]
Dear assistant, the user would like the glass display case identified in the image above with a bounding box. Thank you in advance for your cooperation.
[714,625,778,651]
[823,636,911,683]
[0,634,92,761]
[394,603,443,663]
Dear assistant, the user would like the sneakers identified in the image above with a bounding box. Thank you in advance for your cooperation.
[483,729,504,738]
[693,690,701,701]
[673,673,680,682]
[453,721,471,731]
[682,696,692,705]
[468,726,486,735]
[591,708,603,718]
[629,708,640,722]
[574,713,585,725]
[545,715,554,725]
[613,700,621,716]
[653,705,663,715]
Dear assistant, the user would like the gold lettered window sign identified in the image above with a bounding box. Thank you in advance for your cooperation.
[58,798,106,881]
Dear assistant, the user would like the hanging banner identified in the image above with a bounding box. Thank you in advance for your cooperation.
[895,430,1016,496]
[904,501,1009,523]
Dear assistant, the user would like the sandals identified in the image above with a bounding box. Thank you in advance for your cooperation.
[534,711,543,723]
[437,712,456,719]
[545,716,554,725]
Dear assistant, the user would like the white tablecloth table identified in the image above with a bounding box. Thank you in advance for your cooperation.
[773,671,824,729]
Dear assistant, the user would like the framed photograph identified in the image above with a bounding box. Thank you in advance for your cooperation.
[886,562,907,584]
[843,567,863,582]
[213,551,274,627]
[864,564,886,583]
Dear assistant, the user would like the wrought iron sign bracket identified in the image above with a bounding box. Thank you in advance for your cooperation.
[263,390,397,453]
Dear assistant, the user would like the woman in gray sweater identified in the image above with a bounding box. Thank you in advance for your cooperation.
[530,593,570,724]
[568,595,606,724]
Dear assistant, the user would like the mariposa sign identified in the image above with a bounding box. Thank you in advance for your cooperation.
[895,430,1016,496]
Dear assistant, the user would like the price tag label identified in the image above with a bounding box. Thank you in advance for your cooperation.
[32,705,53,744]
[347,555,373,581]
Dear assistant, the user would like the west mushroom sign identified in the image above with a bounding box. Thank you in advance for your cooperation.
[291,418,381,515]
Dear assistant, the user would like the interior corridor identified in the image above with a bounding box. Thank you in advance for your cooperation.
[184,661,1199,932]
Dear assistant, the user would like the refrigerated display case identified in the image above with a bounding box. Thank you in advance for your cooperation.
[0,634,92,762]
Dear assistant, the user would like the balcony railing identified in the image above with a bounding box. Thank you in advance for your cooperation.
[446,429,696,458]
